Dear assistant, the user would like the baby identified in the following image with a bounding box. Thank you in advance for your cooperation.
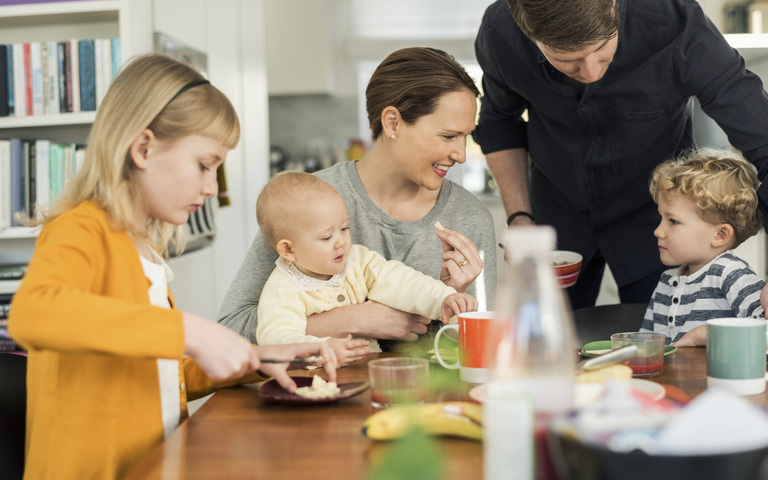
[255,171,478,364]
[640,149,765,346]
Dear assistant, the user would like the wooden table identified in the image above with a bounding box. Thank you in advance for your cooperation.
[123,348,768,479]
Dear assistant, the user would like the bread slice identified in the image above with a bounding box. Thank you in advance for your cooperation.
[575,364,633,383]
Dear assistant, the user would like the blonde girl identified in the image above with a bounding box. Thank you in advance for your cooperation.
[8,54,336,480]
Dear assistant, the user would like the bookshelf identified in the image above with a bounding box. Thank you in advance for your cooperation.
[0,0,144,293]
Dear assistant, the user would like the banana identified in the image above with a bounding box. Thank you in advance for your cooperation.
[362,402,483,441]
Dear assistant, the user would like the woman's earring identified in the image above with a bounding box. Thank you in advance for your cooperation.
[390,134,395,139]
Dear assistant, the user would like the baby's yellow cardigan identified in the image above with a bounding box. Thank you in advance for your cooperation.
[9,201,266,479]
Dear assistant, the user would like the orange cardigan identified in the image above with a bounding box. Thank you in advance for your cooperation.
[9,201,266,479]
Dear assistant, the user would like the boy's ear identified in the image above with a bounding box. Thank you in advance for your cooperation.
[712,223,735,248]
[129,129,156,170]
[276,239,296,262]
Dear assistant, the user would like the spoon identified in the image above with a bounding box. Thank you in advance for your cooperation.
[577,345,638,372]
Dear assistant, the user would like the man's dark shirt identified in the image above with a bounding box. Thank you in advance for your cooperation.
[474,0,768,286]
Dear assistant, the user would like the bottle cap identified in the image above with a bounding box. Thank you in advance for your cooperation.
[503,225,556,254]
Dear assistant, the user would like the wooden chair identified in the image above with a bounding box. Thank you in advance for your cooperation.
[572,303,647,346]
[0,353,26,480]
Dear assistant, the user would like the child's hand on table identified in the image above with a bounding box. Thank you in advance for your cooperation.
[671,325,707,347]
[440,292,478,324]
[326,334,371,366]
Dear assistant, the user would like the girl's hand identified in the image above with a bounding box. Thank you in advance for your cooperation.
[326,334,372,366]
[255,342,339,393]
[440,293,478,324]
[436,227,483,293]
[183,312,259,381]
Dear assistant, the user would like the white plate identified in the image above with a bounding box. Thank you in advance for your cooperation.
[469,379,665,406]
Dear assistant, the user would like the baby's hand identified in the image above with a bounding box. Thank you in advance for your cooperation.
[441,293,478,324]
[326,334,372,366]
[671,325,707,347]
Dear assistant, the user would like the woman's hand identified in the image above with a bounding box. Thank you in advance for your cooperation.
[354,301,431,341]
[255,342,339,393]
[306,300,431,342]
[436,227,483,293]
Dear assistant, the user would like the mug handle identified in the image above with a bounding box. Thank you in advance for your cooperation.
[434,324,460,370]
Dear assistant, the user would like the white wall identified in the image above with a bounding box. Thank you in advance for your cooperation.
[155,0,269,318]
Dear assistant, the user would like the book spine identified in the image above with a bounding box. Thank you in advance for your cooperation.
[111,37,120,78]
[35,139,50,214]
[0,140,10,229]
[63,41,72,113]
[23,43,32,115]
[22,140,31,218]
[57,42,67,113]
[12,44,25,118]
[0,45,8,117]
[0,338,22,353]
[40,41,49,115]
[6,44,13,116]
[45,41,59,115]
[49,143,61,202]
[9,138,23,226]
[0,269,24,281]
[30,42,43,116]
[68,38,80,113]
[78,40,95,112]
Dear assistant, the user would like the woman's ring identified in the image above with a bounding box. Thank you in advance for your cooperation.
[456,258,469,267]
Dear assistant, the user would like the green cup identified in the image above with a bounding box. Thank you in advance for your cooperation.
[706,318,768,396]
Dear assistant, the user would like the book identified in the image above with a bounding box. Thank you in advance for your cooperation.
[49,142,63,202]
[23,43,32,115]
[9,138,24,226]
[57,41,67,112]
[100,38,112,94]
[78,39,95,111]
[30,42,43,116]
[0,279,21,295]
[23,140,31,218]
[34,139,50,214]
[68,38,80,113]
[45,41,59,115]
[0,264,26,281]
[63,41,73,113]
[0,45,8,117]
[12,43,25,118]
[6,44,13,116]
[0,140,10,228]
[0,337,21,353]
[111,38,121,78]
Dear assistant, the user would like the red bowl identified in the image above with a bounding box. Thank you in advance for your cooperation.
[551,250,582,287]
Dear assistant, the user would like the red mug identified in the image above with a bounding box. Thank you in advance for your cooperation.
[434,311,495,383]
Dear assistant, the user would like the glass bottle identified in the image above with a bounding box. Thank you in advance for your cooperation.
[483,225,576,480]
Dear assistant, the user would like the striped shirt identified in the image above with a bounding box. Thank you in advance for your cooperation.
[640,251,765,344]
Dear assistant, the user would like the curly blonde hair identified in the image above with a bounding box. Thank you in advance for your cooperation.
[649,149,762,247]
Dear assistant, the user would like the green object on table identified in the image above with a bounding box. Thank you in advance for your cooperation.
[580,340,677,358]
[368,427,443,480]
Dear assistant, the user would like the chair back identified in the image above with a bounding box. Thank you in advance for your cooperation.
[0,353,26,480]
[572,303,647,346]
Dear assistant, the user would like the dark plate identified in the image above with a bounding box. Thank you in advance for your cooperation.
[580,340,677,358]
[259,376,369,404]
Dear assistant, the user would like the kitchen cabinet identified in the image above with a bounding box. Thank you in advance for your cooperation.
[265,0,334,95]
